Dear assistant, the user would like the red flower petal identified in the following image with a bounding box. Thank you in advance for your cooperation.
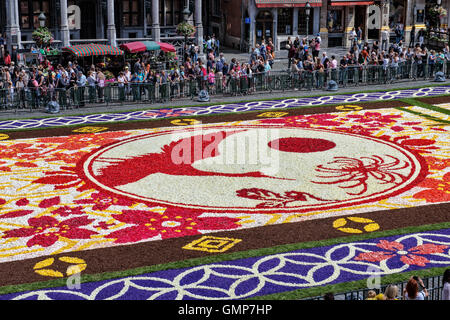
[413,189,450,203]
[376,240,404,251]
[15,198,30,206]
[14,162,38,168]
[355,251,394,262]
[106,225,158,243]
[28,216,59,228]
[33,175,79,186]
[59,216,93,228]
[27,233,59,247]
[400,254,429,267]
[3,227,36,238]
[0,210,34,219]
[408,244,449,255]
[112,210,154,225]
[38,196,61,208]
[62,227,97,239]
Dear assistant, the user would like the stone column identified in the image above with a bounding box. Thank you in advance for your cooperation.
[292,7,299,36]
[404,1,414,46]
[60,0,70,47]
[5,0,12,53]
[344,6,355,48]
[379,0,390,48]
[319,0,328,47]
[248,1,257,53]
[271,8,278,51]
[152,0,160,41]
[6,0,21,54]
[312,7,320,36]
[106,0,117,46]
[195,0,204,55]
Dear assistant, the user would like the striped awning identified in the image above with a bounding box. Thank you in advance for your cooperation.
[120,41,161,53]
[62,43,124,57]
[330,0,374,6]
[255,0,322,7]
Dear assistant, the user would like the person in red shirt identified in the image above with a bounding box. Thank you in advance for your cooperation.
[3,51,11,66]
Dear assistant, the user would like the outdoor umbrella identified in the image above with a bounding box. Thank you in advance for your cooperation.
[157,42,176,53]
[119,41,161,53]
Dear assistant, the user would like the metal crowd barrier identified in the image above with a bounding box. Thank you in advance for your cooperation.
[303,274,446,300]
[0,62,447,112]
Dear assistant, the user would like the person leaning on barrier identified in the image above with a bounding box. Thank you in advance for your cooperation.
[384,285,399,300]
[442,269,450,300]
[403,276,428,300]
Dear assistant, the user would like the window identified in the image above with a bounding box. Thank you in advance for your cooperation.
[327,9,344,33]
[389,0,406,28]
[122,0,140,27]
[212,0,221,17]
[160,0,183,26]
[277,8,293,35]
[20,1,30,28]
[19,0,50,29]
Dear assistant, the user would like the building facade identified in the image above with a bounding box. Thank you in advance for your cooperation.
[223,0,450,52]
[1,0,206,54]
[2,0,450,55]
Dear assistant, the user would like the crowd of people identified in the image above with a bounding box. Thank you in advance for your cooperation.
[2,28,450,111]
[323,270,450,301]
[284,30,450,83]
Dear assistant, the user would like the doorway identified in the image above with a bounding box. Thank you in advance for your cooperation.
[255,10,273,43]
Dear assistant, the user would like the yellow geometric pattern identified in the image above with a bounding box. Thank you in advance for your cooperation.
[333,217,380,234]
[182,236,242,253]
[72,126,109,133]
[33,256,87,278]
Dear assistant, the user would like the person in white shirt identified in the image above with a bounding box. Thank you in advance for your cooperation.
[442,269,450,300]
[403,276,428,300]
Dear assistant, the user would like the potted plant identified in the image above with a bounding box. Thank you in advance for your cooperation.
[32,26,54,49]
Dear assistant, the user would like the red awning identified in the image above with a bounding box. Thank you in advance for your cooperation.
[157,42,176,53]
[330,1,374,6]
[255,0,322,8]
[120,42,147,53]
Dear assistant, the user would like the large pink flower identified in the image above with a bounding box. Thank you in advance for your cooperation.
[412,172,450,203]
[37,131,131,150]
[74,192,135,210]
[346,112,401,126]
[260,114,342,128]
[105,208,240,243]
[355,240,448,267]
[2,216,97,247]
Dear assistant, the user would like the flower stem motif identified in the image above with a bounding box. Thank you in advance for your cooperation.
[354,240,448,267]
[74,192,135,211]
[32,166,87,191]
[236,188,332,208]
[412,172,450,203]
[312,155,409,195]
[345,112,402,127]
[422,156,450,171]
[2,216,97,247]
[259,114,343,128]
[142,109,195,118]
[36,131,132,151]
[105,208,240,243]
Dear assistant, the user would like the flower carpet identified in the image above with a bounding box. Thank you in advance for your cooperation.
[0,94,449,300]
